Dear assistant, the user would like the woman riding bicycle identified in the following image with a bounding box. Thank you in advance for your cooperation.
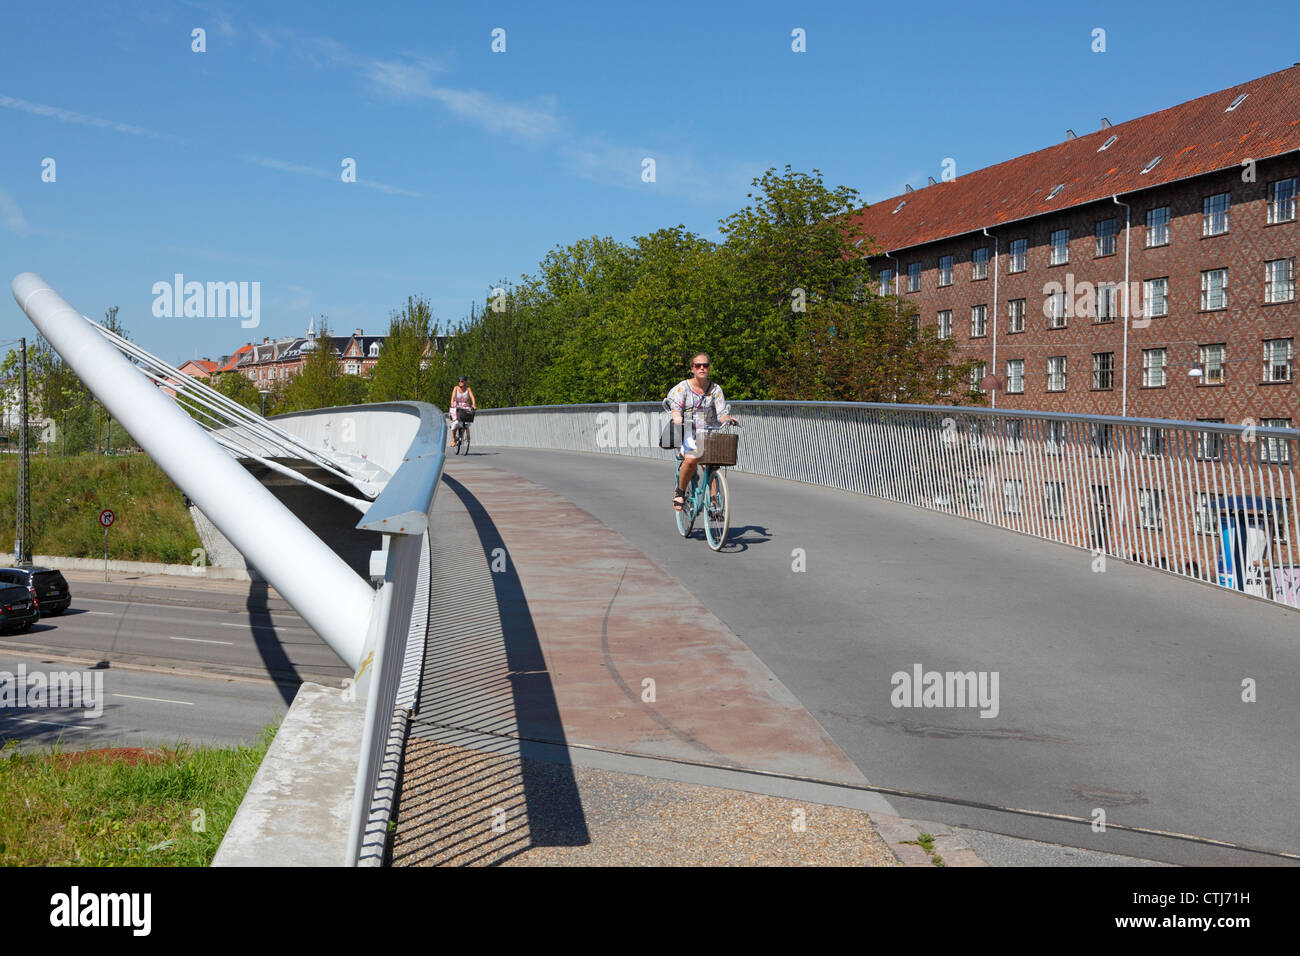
[449,375,477,445]
[667,352,737,512]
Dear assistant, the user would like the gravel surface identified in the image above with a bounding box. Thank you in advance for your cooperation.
[391,738,897,867]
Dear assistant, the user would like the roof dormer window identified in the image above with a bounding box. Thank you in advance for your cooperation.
[1047,184,1065,200]
[1141,156,1162,174]
[1098,134,1117,151]
[1225,93,1248,112]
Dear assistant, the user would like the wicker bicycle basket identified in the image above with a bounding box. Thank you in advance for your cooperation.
[695,431,739,466]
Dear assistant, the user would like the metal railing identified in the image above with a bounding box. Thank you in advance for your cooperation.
[472,401,1300,609]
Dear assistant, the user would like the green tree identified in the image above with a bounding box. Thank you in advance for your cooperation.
[212,371,262,413]
[369,296,435,403]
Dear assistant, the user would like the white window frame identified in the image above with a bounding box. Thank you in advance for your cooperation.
[1092,352,1114,390]
[1198,344,1226,385]
[1202,192,1230,236]
[938,255,954,287]
[937,310,952,339]
[879,269,894,295]
[1263,338,1294,383]
[1142,348,1167,387]
[1145,206,1170,247]
[1095,218,1118,256]
[1044,481,1065,519]
[1262,419,1292,465]
[1009,238,1028,273]
[1047,356,1067,392]
[1139,488,1164,530]
[1265,258,1295,304]
[1049,229,1070,265]
[1144,277,1169,318]
[972,247,990,280]
[1047,291,1068,328]
[1267,177,1297,224]
[907,262,921,292]
[1006,359,1025,394]
[1003,479,1024,515]
[1201,269,1228,311]
[971,304,988,337]
[1008,298,1026,333]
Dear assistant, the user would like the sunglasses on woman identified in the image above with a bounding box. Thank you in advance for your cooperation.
[692,362,710,369]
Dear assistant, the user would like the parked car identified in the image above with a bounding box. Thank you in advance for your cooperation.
[0,583,39,633]
[0,565,72,617]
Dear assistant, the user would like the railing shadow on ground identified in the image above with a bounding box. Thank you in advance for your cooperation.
[389,472,589,866]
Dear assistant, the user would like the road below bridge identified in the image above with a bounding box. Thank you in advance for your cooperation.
[455,446,1299,866]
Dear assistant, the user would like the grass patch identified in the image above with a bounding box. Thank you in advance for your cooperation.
[0,723,276,866]
[0,453,201,564]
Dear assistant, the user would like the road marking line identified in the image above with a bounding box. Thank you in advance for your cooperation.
[86,611,114,616]
[169,636,234,646]
[0,715,82,728]
[79,598,233,613]
[219,622,311,631]
[112,693,194,706]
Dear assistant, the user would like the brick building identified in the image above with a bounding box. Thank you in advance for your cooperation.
[850,64,1300,434]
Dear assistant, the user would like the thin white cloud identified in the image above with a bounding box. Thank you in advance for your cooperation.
[246,156,426,198]
[0,94,180,141]
[0,188,28,236]
[361,54,558,141]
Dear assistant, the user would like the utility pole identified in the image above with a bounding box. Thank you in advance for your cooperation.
[15,337,32,565]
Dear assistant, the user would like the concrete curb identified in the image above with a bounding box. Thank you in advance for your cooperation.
[873,813,989,867]
[0,554,253,581]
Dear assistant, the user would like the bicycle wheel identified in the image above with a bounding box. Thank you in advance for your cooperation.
[460,425,471,455]
[675,468,697,538]
[704,468,730,551]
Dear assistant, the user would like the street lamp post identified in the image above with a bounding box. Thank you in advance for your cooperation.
[259,389,270,417]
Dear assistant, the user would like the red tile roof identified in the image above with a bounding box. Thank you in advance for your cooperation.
[180,359,218,375]
[847,65,1300,253]
[216,344,253,374]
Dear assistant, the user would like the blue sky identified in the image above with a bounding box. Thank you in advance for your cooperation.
[1,0,1295,365]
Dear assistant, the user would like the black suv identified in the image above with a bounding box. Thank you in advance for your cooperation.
[0,583,39,633]
[0,566,72,617]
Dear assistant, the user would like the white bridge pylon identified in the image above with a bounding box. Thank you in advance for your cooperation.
[11,273,375,670]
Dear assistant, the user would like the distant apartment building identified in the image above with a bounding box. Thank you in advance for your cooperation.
[850,64,1300,432]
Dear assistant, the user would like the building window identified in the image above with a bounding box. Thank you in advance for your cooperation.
[1005,419,1024,453]
[907,262,922,292]
[369,342,381,357]
[1092,352,1114,390]
[1263,338,1294,382]
[1047,356,1067,392]
[966,477,984,511]
[1267,177,1298,224]
[1142,348,1167,387]
[1146,206,1170,246]
[1262,419,1293,464]
[1201,269,1228,310]
[879,269,894,295]
[937,310,952,339]
[1194,492,1218,534]
[1144,277,1169,318]
[971,304,988,337]
[1045,421,1067,454]
[1202,192,1230,236]
[970,362,988,394]
[1006,359,1025,394]
[1095,283,1119,322]
[1049,229,1070,265]
[1044,481,1065,519]
[1197,419,1225,461]
[1008,298,1026,333]
[1199,344,1226,384]
[345,362,359,375]
[1138,489,1164,530]
[1139,426,1165,457]
[908,312,919,334]
[1265,258,1295,303]
[1095,218,1118,256]
[1009,238,1028,273]
[938,255,954,286]
[1090,423,1112,456]
[1003,479,1024,515]
[972,247,989,280]
[1047,291,1068,328]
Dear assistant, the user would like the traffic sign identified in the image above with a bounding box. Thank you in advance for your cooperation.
[99,509,115,528]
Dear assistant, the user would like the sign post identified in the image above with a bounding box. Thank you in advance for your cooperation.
[99,509,115,581]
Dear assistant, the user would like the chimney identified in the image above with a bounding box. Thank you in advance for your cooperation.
[904,183,914,192]
[354,328,363,337]
[1066,129,1077,140]
[927,176,937,186]
[1100,117,1112,129]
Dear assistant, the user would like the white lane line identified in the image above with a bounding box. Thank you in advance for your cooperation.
[0,715,83,728]
[112,693,194,706]
[168,636,234,646]
[78,598,233,613]
[86,611,114,616]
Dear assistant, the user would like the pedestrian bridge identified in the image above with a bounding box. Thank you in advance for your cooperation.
[13,273,1300,867]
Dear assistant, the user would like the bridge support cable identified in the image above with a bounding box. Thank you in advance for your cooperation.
[11,272,375,670]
